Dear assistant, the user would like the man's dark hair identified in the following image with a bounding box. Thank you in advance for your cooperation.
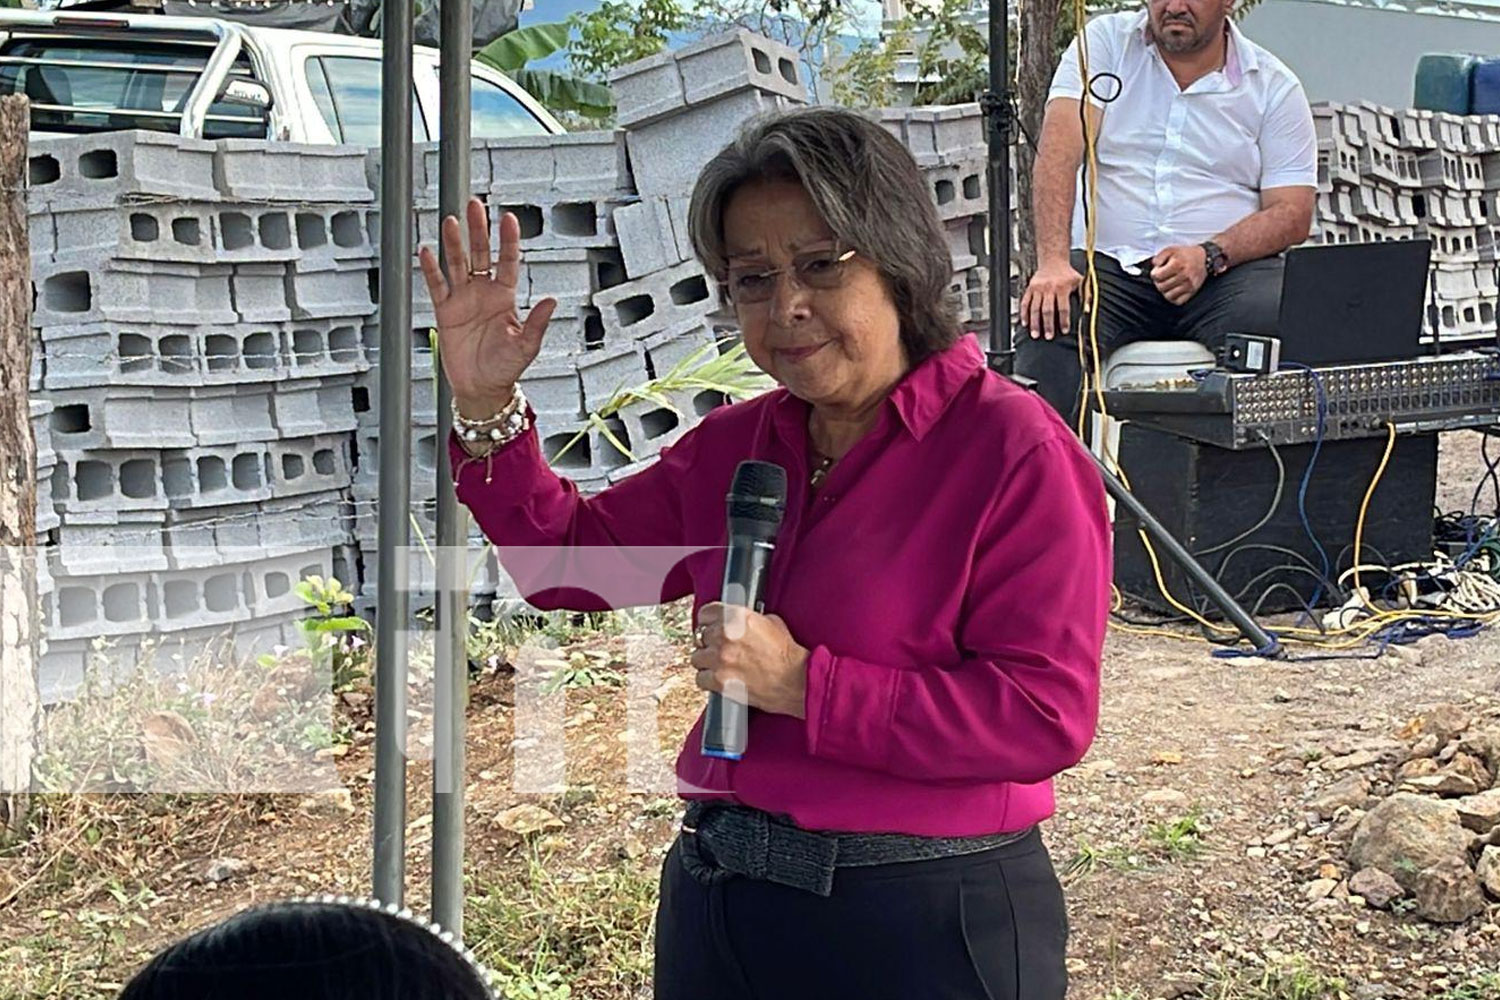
[117,900,494,1000]
[688,105,962,365]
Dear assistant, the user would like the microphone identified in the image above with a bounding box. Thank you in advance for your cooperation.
[700,460,788,761]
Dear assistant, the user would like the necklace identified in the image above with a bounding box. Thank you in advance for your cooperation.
[809,453,835,490]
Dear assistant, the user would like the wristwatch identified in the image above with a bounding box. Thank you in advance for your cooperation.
[1201,240,1230,278]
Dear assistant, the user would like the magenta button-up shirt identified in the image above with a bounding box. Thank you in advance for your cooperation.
[451,333,1110,837]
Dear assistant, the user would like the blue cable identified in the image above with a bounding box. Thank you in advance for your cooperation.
[1280,363,1332,618]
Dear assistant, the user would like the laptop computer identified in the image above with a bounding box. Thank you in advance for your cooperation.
[1274,239,1433,366]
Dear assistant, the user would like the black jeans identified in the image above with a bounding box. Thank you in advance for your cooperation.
[1014,249,1285,424]
[652,825,1069,1000]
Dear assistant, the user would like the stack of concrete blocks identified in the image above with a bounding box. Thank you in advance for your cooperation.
[26,131,366,702]
[869,104,997,329]
[1311,100,1499,347]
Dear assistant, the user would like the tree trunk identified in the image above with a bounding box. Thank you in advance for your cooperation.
[1015,0,1064,290]
[0,94,37,835]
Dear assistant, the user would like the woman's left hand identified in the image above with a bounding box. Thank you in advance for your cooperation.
[691,602,810,719]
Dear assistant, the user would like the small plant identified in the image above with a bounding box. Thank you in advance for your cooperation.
[1436,971,1500,1000]
[1147,809,1207,861]
[540,650,625,694]
[281,575,371,691]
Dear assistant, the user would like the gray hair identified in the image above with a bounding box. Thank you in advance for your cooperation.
[687,106,962,364]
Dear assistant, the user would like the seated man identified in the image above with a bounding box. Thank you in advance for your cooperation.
[1015,0,1318,423]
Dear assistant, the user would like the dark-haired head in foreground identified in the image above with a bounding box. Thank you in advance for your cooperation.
[117,897,494,1000]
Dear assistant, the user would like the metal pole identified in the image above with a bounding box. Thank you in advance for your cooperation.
[433,0,473,940]
[1096,455,1281,654]
[984,0,1013,371]
[373,0,415,908]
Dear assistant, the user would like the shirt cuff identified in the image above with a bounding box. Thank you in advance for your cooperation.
[802,644,900,772]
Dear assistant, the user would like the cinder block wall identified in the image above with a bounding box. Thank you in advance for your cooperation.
[1311,100,1500,347]
[24,30,996,704]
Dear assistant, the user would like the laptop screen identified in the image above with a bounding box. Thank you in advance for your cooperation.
[1274,239,1433,367]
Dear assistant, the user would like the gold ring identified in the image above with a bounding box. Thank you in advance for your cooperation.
[467,264,493,278]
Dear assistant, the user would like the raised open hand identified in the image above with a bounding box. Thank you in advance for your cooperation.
[417,197,558,416]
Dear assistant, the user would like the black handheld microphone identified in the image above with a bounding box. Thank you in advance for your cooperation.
[700,460,787,761]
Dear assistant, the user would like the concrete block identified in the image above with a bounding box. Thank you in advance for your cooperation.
[485,135,558,197]
[52,449,168,515]
[189,385,278,446]
[272,376,358,438]
[578,342,650,413]
[537,414,638,481]
[550,130,635,196]
[609,48,688,128]
[665,197,697,264]
[614,386,702,461]
[1357,139,1420,188]
[643,320,719,379]
[287,265,377,320]
[29,131,219,205]
[286,320,368,378]
[32,260,237,328]
[591,258,716,340]
[350,367,439,429]
[48,387,195,451]
[161,443,273,510]
[364,143,426,201]
[926,159,987,221]
[1423,224,1488,262]
[625,90,793,197]
[674,29,806,108]
[232,262,293,323]
[55,513,169,576]
[486,195,619,251]
[200,325,287,383]
[359,323,437,380]
[268,435,354,500]
[421,143,494,196]
[1354,101,1403,147]
[520,357,585,419]
[899,104,985,167]
[30,397,53,462]
[284,207,377,272]
[1432,112,1474,153]
[214,140,374,203]
[153,562,254,632]
[524,249,597,320]
[48,570,158,641]
[253,493,356,560]
[1432,262,1481,300]
[1394,108,1438,150]
[51,204,219,265]
[247,548,341,619]
[41,324,187,389]
[212,207,299,263]
[350,426,440,490]
[613,199,676,279]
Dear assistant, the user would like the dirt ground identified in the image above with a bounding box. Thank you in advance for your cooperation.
[2,429,1498,999]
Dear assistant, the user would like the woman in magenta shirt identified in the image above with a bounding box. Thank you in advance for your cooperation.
[421,107,1110,1000]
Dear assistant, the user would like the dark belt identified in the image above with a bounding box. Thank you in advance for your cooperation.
[676,800,1034,898]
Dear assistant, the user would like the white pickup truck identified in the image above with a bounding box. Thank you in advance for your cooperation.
[0,7,566,142]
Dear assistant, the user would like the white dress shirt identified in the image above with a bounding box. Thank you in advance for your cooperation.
[1048,11,1317,267]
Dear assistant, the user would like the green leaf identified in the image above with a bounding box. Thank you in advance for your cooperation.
[475,22,571,72]
[510,69,615,117]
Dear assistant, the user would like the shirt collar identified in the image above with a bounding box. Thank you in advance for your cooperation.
[769,332,986,445]
[1133,10,1257,87]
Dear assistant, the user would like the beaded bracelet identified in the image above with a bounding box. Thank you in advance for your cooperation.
[451,385,530,450]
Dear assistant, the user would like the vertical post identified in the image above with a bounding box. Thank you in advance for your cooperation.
[373,0,416,907]
[433,0,473,941]
[0,95,37,834]
[985,0,1014,370]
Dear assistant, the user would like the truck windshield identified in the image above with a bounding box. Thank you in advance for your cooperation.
[0,37,267,138]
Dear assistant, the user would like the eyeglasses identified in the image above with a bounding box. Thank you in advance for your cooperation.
[722,246,858,305]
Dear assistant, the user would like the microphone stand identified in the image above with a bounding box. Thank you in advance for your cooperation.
[978,0,1279,655]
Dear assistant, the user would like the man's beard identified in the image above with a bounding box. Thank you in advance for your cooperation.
[1151,16,1214,54]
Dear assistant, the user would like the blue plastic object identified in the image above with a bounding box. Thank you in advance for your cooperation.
[1414,53,1478,115]
[1472,57,1500,115]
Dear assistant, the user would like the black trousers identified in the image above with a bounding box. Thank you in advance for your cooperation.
[1013,249,1285,425]
[652,825,1069,1000]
